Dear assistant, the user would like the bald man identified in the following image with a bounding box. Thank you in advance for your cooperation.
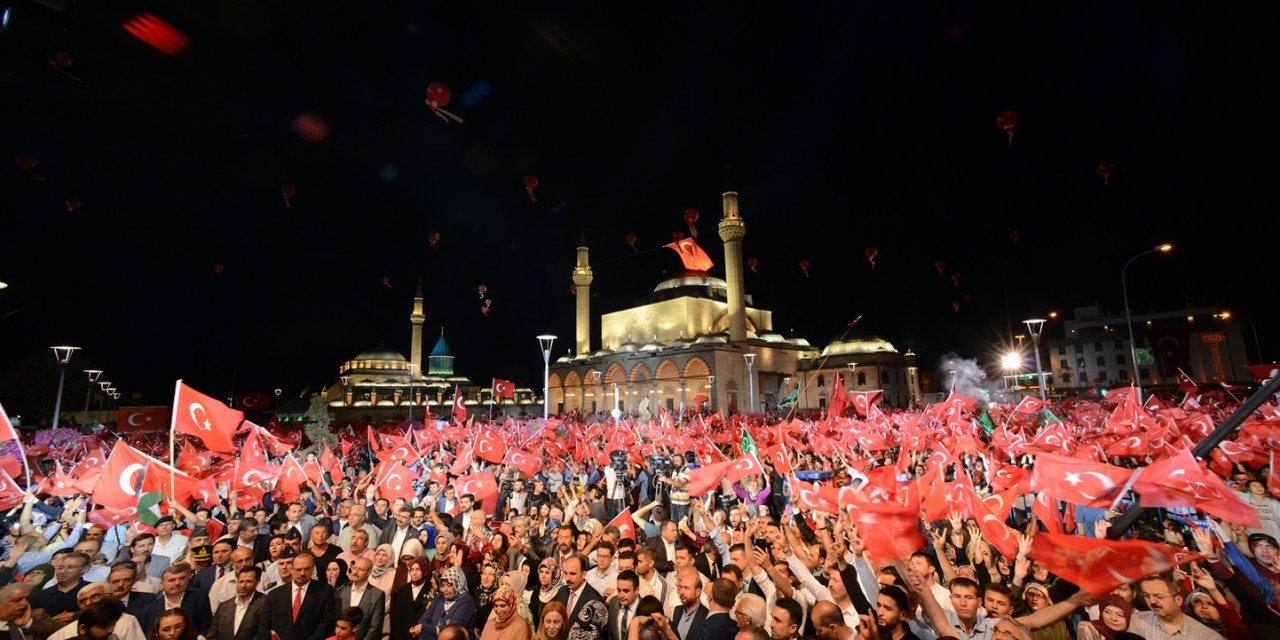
[208,548,261,611]
[810,601,853,640]
[45,582,146,640]
[335,558,384,640]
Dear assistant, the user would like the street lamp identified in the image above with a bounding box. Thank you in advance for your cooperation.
[82,369,102,426]
[49,346,79,428]
[407,363,417,419]
[273,388,282,411]
[611,382,621,419]
[708,374,716,412]
[1122,243,1174,403]
[97,380,110,421]
[536,334,557,420]
[743,353,757,415]
[1023,319,1047,402]
[1000,352,1021,372]
[340,375,351,406]
[1216,311,1264,363]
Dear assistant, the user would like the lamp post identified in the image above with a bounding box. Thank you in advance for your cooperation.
[708,374,716,412]
[536,334,557,420]
[407,364,417,419]
[82,369,103,426]
[743,353,756,415]
[1216,312,1264,363]
[274,388,282,411]
[97,380,111,422]
[1122,243,1173,403]
[49,346,79,428]
[340,375,351,407]
[847,362,858,388]
[1023,319,1048,401]
[611,383,621,419]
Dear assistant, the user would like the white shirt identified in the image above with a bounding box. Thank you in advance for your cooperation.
[48,613,145,640]
[233,596,254,634]
[615,600,637,639]
[585,564,617,596]
[391,528,410,557]
[350,584,367,608]
[152,533,189,561]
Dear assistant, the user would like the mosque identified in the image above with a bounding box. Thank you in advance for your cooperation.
[324,282,540,420]
[547,191,922,416]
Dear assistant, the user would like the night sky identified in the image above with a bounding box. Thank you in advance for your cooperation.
[1,1,1273,411]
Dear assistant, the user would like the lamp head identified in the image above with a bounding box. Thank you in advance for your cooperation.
[50,345,79,364]
[84,369,103,382]
[1156,243,1173,253]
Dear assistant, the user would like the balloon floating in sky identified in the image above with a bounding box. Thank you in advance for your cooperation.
[281,184,296,207]
[481,298,492,317]
[934,260,946,276]
[671,231,684,242]
[478,284,488,299]
[995,109,1020,148]
[428,231,442,252]
[963,293,973,304]
[48,51,80,82]
[122,12,191,56]
[382,276,392,288]
[292,112,332,142]
[524,175,538,203]
[625,233,638,252]
[748,257,759,273]
[425,83,464,123]
[952,300,961,312]
[214,263,224,277]
[65,198,82,214]
[459,81,492,109]
[1096,161,1117,186]
[799,259,811,278]
[864,246,878,269]
[15,154,44,181]
[1009,230,1020,245]
[683,208,699,238]
[951,273,962,286]
[569,283,577,295]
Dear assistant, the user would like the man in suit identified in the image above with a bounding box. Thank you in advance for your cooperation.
[106,563,156,620]
[135,563,212,637]
[284,502,317,542]
[646,520,679,575]
[607,571,642,640]
[258,552,336,640]
[232,522,270,564]
[687,578,739,640]
[194,540,235,595]
[207,548,260,612]
[332,559,384,640]
[205,566,264,640]
[670,567,706,640]
[553,554,604,636]
[377,508,418,558]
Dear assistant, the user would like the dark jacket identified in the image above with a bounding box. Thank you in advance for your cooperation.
[204,591,264,640]
[686,611,737,640]
[258,580,337,640]
[136,590,213,637]
[333,583,385,640]
[416,593,476,640]
[389,583,431,640]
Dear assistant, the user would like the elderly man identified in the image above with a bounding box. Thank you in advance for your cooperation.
[337,510,379,552]
[135,563,212,637]
[29,551,91,619]
[1129,575,1224,640]
[107,562,156,619]
[44,582,145,640]
[0,584,33,639]
[334,559,384,640]
[208,548,261,611]
[336,530,375,568]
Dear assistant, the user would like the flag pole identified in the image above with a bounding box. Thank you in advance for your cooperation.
[489,379,494,422]
[169,380,181,500]
[0,402,32,488]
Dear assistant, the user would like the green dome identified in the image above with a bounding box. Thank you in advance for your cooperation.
[428,330,455,376]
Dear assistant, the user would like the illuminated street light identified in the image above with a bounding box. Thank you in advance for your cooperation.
[49,346,79,428]
[537,334,557,420]
[82,369,102,426]
[1216,311,1264,362]
[1001,352,1022,371]
[1022,319,1047,402]
[1122,243,1175,403]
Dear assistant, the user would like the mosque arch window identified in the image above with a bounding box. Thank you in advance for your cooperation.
[817,375,825,388]
[857,372,867,386]
[880,371,890,385]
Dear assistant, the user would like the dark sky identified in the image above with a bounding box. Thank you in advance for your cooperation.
[1,1,1274,409]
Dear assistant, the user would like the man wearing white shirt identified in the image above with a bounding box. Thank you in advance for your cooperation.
[333,559,384,640]
[378,508,417,558]
[586,543,619,597]
[46,582,146,640]
[149,519,188,564]
[634,548,669,604]
[456,494,478,534]
[208,549,261,611]
[607,571,641,640]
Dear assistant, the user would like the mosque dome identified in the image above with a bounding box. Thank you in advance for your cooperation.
[651,271,729,302]
[353,349,406,362]
[819,333,899,357]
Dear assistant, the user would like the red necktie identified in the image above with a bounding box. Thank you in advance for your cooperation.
[217,567,224,580]
[292,586,303,622]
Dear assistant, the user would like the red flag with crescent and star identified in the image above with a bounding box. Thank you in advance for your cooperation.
[171,381,243,454]
[117,407,169,432]
[453,471,499,501]
[472,426,507,464]
[1030,532,1204,595]
[761,443,792,475]
[376,460,417,503]
[1,402,21,443]
[663,238,715,271]
[452,386,467,424]
[1029,453,1134,508]
[234,393,271,412]
[492,379,516,400]
[503,448,542,477]
[91,440,152,512]
[607,508,637,541]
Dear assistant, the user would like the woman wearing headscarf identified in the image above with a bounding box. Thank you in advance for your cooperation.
[1076,594,1143,640]
[528,557,563,625]
[1023,583,1070,640]
[391,538,427,597]
[368,544,396,640]
[500,571,533,626]
[471,561,506,637]
[414,566,476,640]
[325,558,350,590]
[1184,588,1249,640]
[478,585,532,640]
[391,557,433,640]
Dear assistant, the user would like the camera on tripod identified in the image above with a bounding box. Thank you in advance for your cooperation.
[609,449,631,490]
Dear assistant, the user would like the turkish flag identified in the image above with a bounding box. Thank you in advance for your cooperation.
[974,491,1019,559]
[1134,450,1262,528]
[850,391,883,418]
[663,238,715,271]
[991,465,1029,492]
[725,454,765,484]
[320,444,344,484]
[0,466,26,510]
[367,425,381,452]
[687,460,734,497]
[472,426,507,464]
[0,402,20,442]
[172,381,243,454]
[503,448,542,477]
[1030,453,1134,508]
[92,441,152,511]
[70,447,108,481]
[1031,493,1062,532]
[232,455,278,491]
[761,443,792,475]
[43,462,82,498]
[116,407,169,432]
[176,441,213,477]
[1248,364,1279,382]
[450,446,474,476]
[1177,369,1200,393]
[1104,433,1151,458]
[241,429,270,466]
[791,478,840,515]
[377,460,417,503]
[828,372,850,418]
[88,506,140,528]
[1269,452,1280,499]
[847,496,924,559]
[453,471,499,501]
[982,489,1020,521]
[492,379,516,400]
[452,386,468,424]
[275,455,310,502]
[1030,531,1203,595]
[234,393,271,412]
[1012,396,1044,415]
[376,443,417,465]
[607,508,637,541]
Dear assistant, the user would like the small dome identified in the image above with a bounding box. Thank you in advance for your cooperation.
[820,333,898,357]
[653,272,729,294]
[788,338,812,347]
[354,349,406,361]
[592,349,612,357]
[556,355,574,363]
[615,342,640,353]
[665,338,692,349]
[694,334,728,345]
[759,332,785,343]
[640,342,665,352]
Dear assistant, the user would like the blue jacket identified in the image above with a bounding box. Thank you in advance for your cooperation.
[417,593,476,640]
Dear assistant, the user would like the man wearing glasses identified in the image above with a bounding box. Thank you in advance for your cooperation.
[1129,576,1224,640]
[45,582,146,640]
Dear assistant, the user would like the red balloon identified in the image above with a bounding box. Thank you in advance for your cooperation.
[291,112,332,142]
[15,154,44,181]
[934,260,946,276]
[747,257,759,273]
[478,284,488,299]
[1009,230,1020,245]
[65,198,81,213]
[281,184,296,207]
[524,175,538,203]
[382,276,392,288]
[952,300,961,312]
[864,246,877,269]
[672,231,684,242]
[426,83,452,109]
[996,109,1020,148]
[951,273,962,286]
[625,232,638,251]
[799,259,811,277]
[428,231,442,252]
[1096,161,1117,186]
[683,208,699,225]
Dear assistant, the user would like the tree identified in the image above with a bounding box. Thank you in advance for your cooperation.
[302,394,337,451]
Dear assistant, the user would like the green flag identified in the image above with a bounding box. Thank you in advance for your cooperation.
[137,491,166,527]
[778,386,799,407]
[740,428,758,457]
[978,409,996,435]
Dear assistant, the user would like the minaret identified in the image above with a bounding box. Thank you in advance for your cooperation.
[410,278,425,376]
[572,231,594,355]
[718,191,747,342]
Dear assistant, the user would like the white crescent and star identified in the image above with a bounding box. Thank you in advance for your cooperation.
[189,403,212,431]
[1075,471,1119,501]
[127,413,146,427]
[241,469,265,486]
[120,463,145,496]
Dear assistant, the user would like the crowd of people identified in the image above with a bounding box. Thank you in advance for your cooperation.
[1,386,1279,640]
